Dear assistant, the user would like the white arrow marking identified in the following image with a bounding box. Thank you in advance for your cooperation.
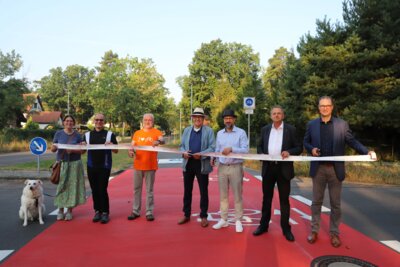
[291,208,312,221]
[291,195,330,212]
[273,209,298,224]
[380,240,400,253]
[0,250,14,262]
[34,141,44,152]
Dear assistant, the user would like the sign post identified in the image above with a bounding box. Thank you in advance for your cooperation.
[243,97,255,146]
[29,137,47,176]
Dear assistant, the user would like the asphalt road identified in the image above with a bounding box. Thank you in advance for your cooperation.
[0,152,399,263]
[0,151,55,167]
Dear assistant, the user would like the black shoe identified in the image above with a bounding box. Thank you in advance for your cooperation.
[146,214,155,221]
[253,225,268,236]
[92,211,101,223]
[100,213,110,224]
[283,230,295,242]
[127,212,140,220]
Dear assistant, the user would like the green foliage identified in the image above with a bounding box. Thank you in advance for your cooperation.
[24,117,39,130]
[0,50,22,80]
[181,39,267,144]
[36,65,95,123]
[0,49,28,129]
[92,51,172,132]
[2,128,57,142]
[277,0,400,158]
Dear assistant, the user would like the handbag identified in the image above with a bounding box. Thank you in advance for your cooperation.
[50,161,61,184]
[50,131,76,184]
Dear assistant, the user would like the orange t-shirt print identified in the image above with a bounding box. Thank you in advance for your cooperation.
[132,128,163,170]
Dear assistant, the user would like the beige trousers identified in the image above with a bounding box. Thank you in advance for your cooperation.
[217,163,244,221]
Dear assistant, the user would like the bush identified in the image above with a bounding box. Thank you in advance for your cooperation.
[24,117,39,130]
[2,128,58,142]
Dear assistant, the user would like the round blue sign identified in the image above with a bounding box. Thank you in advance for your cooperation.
[29,137,47,155]
[245,98,254,106]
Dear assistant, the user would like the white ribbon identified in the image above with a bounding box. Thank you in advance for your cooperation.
[55,144,377,162]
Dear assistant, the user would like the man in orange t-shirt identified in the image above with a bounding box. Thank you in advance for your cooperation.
[127,113,164,221]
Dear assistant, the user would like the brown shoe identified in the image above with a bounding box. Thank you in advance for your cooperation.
[330,233,341,248]
[307,232,318,244]
[200,218,208,227]
[178,216,190,225]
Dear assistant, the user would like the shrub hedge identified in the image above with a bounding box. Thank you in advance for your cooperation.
[2,128,58,142]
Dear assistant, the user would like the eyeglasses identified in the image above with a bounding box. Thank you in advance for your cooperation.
[95,119,104,122]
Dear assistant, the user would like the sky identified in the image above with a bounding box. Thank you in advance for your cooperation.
[1,0,345,103]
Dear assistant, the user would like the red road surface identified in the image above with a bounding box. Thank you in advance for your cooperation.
[3,168,398,266]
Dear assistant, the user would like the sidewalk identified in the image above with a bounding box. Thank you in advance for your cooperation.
[0,170,51,179]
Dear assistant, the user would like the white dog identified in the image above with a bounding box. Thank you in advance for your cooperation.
[19,179,46,226]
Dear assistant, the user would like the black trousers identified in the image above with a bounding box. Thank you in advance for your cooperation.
[182,159,209,218]
[261,162,291,232]
[87,167,111,214]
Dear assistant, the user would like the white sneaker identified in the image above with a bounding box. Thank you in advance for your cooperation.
[64,212,73,221]
[57,212,64,221]
[235,221,243,233]
[212,219,229,230]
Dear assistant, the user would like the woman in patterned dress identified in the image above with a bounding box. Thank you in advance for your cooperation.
[51,115,86,221]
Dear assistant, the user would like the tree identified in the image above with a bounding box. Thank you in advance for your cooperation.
[282,0,400,157]
[0,50,23,80]
[181,39,266,143]
[93,51,173,132]
[0,50,28,129]
[262,47,294,112]
[37,65,95,123]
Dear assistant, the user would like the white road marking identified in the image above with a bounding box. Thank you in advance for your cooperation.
[274,209,298,225]
[381,240,400,253]
[158,159,182,164]
[291,195,330,212]
[0,250,13,262]
[291,208,312,221]
[254,175,262,181]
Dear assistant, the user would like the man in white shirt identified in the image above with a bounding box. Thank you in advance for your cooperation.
[253,106,302,241]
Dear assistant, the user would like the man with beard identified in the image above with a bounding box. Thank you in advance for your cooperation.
[212,109,249,233]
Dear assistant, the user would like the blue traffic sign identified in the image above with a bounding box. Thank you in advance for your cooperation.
[243,97,255,109]
[29,137,47,155]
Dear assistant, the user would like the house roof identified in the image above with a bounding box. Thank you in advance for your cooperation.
[23,93,43,111]
[31,111,62,124]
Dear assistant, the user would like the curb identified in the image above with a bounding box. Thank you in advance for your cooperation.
[0,169,126,180]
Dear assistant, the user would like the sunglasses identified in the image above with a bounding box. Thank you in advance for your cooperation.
[95,119,104,122]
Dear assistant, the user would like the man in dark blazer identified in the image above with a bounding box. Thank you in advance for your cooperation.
[304,96,373,248]
[253,106,302,241]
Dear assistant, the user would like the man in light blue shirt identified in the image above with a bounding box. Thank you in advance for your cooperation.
[212,109,249,233]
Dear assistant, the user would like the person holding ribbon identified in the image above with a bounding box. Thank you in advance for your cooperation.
[212,109,249,233]
[253,105,302,241]
[178,107,215,227]
[51,115,86,221]
[82,113,118,224]
[127,113,164,222]
[304,96,374,248]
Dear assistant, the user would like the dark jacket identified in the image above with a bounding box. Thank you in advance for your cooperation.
[257,123,302,180]
[303,117,368,181]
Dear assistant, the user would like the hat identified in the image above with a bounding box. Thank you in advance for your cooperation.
[191,107,205,117]
[222,109,237,118]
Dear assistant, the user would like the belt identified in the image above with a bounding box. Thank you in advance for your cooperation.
[319,162,334,167]
[268,161,280,165]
